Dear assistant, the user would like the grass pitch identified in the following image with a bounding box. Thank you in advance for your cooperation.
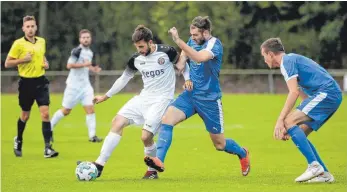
[1,94,346,192]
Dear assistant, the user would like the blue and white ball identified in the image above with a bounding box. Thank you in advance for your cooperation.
[75,161,98,181]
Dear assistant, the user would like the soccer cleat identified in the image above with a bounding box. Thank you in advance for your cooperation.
[44,145,59,158]
[239,148,251,176]
[13,136,23,157]
[144,156,165,172]
[307,172,335,183]
[295,161,324,182]
[76,161,104,178]
[142,171,159,179]
[89,136,103,143]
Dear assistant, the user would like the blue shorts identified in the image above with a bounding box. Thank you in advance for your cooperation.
[297,91,342,131]
[171,91,224,134]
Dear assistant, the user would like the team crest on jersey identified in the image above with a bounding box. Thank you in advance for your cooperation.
[157,57,165,65]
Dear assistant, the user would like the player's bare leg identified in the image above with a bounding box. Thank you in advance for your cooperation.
[141,129,159,179]
[210,133,250,176]
[83,105,102,142]
[283,110,324,182]
[14,111,30,157]
[144,106,186,172]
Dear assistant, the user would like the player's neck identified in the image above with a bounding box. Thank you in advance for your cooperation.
[276,53,285,67]
[25,35,36,43]
[80,44,89,49]
[149,44,157,54]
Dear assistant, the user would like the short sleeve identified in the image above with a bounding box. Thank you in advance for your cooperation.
[203,37,221,59]
[127,53,139,71]
[280,59,298,82]
[67,47,81,64]
[8,41,21,59]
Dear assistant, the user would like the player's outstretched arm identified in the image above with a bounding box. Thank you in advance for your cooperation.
[273,77,300,139]
[93,67,136,104]
[168,27,212,63]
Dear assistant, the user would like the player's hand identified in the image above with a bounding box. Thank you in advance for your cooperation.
[43,58,49,69]
[183,80,193,91]
[93,95,108,104]
[83,59,92,67]
[93,66,102,73]
[281,133,291,141]
[22,52,32,63]
[273,120,286,140]
[168,27,180,43]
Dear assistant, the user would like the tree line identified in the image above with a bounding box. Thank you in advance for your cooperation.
[1,1,347,71]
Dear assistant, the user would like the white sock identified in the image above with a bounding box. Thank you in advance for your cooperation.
[86,113,96,138]
[144,143,157,171]
[95,132,121,166]
[51,110,65,131]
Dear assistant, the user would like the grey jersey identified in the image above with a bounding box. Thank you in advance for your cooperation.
[127,44,179,99]
[66,45,93,89]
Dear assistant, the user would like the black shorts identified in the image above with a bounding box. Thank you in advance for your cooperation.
[18,76,50,111]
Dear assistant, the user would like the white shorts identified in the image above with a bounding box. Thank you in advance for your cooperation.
[62,86,94,109]
[117,95,172,134]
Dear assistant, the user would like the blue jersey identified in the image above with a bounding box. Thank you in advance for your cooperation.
[187,37,223,100]
[280,53,341,96]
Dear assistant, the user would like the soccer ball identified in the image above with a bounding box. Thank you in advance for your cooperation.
[75,161,99,181]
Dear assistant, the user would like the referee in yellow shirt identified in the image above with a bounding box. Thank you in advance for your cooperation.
[5,15,58,158]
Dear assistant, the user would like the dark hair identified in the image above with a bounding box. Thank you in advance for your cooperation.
[132,25,153,43]
[23,15,36,24]
[191,16,212,32]
[79,29,92,37]
[260,38,285,54]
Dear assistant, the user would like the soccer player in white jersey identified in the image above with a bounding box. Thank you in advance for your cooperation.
[77,25,191,179]
[51,29,103,142]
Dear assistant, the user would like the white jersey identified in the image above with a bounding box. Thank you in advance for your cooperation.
[66,45,94,89]
[127,44,179,99]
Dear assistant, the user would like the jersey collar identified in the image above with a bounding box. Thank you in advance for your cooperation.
[24,36,38,44]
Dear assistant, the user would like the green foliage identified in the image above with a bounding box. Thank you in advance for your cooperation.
[1,2,346,70]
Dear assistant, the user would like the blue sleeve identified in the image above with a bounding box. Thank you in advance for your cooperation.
[281,58,298,81]
[67,47,81,64]
[203,38,221,59]
[187,37,192,47]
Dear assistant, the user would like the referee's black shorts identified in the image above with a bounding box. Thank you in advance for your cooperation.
[18,76,50,111]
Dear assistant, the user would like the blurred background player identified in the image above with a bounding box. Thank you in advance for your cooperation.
[50,29,103,142]
[144,16,251,176]
[5,15,58,158]
[260,38,342,183]
[77,25,191,179]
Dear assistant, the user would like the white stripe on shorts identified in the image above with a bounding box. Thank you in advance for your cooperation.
[217,99,224,133]
[302,92,327,115]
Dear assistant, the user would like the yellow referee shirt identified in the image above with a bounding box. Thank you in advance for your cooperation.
[8,36,46,78]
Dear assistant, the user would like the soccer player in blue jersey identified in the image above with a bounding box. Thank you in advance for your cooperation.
[260,38,342,183]
[144,16,251,176]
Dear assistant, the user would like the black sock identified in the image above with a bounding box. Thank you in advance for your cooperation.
[17,118,27,141]
[42,121,52,148]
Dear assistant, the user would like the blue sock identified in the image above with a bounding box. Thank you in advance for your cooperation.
[156,124,173,163]
[308,140,328,172]
[287,125,317,164]
[224,139,246,158]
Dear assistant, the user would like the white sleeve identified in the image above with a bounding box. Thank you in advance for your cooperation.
[105,67,135,98]
[182,63,190,80]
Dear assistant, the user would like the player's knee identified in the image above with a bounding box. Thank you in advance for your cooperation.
[284,117,296,129]
[84,106,94,114]
[40,111,50,121]
[21,112,30,121]
[213,142,226,151]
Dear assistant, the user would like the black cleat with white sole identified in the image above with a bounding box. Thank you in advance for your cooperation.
[44,145,59,158]
[13,136,22,157]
